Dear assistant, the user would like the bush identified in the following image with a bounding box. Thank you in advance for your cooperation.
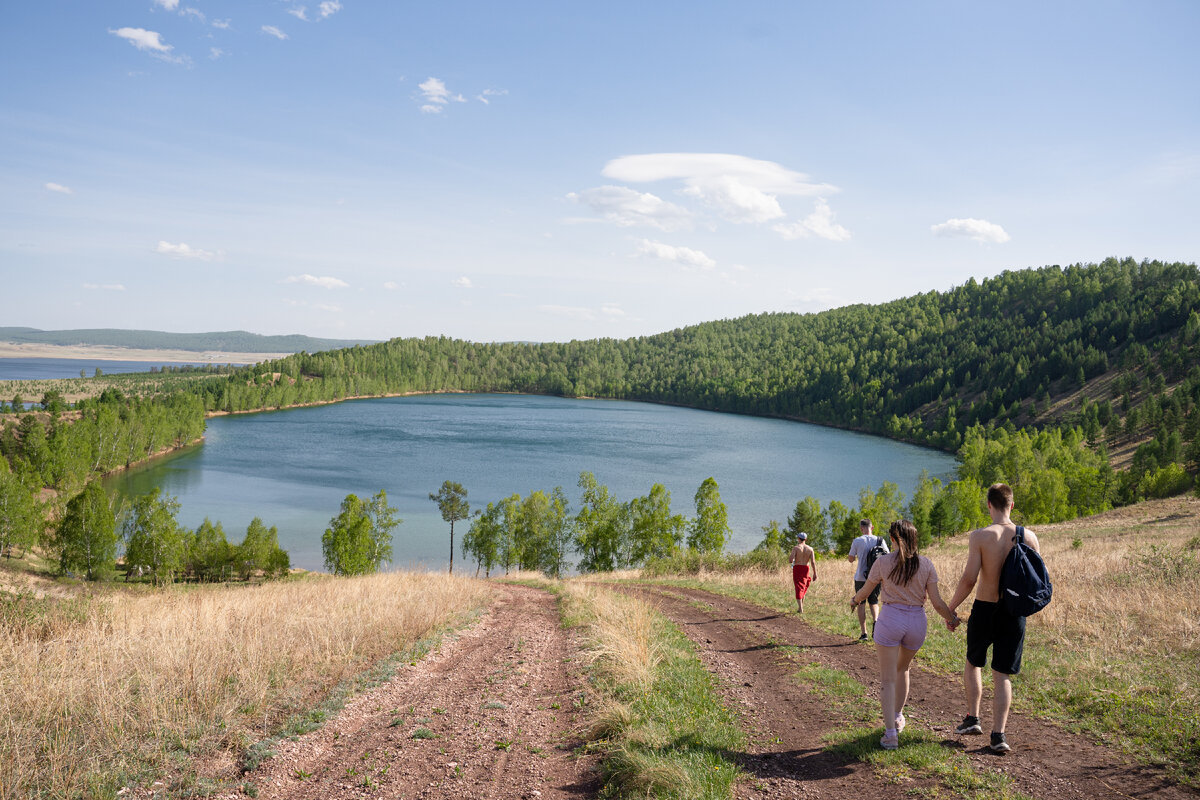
[642,546,790,577]
[1137,463,1193,499]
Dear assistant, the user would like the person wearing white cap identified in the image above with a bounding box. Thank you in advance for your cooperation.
[788,531,817,613]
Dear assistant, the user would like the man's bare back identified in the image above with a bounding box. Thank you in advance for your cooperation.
[966,523,1040,602]
[789,543,815,568]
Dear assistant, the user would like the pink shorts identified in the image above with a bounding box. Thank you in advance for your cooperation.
[873,603,927,650]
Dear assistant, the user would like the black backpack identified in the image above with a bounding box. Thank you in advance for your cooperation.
[863,536,887,577]
[1000,526,1052,617]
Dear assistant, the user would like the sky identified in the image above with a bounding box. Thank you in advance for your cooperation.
[2,1,1198,343]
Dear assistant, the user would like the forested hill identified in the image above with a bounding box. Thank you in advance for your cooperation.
[0,328,377,354]
[194,257,1200,504]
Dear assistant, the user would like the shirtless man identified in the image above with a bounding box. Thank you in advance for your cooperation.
[946,483,1041,753]
[788,532,817,613]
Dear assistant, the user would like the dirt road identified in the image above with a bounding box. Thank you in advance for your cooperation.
[220,583,598,800]
[623,584,1196,800]
[217,580,1195,800]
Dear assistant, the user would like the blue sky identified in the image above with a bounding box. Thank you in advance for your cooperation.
[2,1,1197,343]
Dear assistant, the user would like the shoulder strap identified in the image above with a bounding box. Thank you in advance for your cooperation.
[1014,525,1024,544]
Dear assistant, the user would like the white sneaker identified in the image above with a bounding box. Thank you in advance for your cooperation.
[895,713,906,734]
[880,730,898,750]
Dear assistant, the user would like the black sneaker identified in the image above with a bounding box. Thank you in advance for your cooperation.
[954,716,982,735]
[858,633,869,641]
[989,731,1011,753]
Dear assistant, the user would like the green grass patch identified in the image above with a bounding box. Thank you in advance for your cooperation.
[826,726,1032,799]
[556,585,746,799]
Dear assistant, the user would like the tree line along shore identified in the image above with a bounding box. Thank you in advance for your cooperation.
[1,257,1199,582]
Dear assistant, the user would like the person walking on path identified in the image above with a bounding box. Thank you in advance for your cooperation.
[848,519,888,640]
[946,483,1041,754]
[789,532,817,613]
[851,519,958,750]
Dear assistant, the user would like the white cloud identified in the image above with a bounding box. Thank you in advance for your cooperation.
[636,239,716,270]
[109,27,172,53]
[383,281,401,290]
[284,273,349,289]
[152,0,179,10]
[288,6,309,20]
[602,153,836,225]
[313,303,342,312]
[600,304,625,317]
[319,1,342,18]
[44,182,73,195]
[209,47,226,60]
[931,217,1011,243]
[181,7,205,23]
[418,77,466,111]
[82,283,126,291]
[567,186,692,231]
[262,25,288,40]
[476,88,508,104]
[156,241,218,260]
[773,198,851,241]
[212,19,231,29]
[453,276,473,289]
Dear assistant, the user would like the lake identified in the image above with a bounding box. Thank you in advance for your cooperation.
[104,393,958,572]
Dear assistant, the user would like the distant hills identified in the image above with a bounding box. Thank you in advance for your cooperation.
[0,328,379,354]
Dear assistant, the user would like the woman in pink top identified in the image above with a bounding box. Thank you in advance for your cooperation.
[850,519,959,750]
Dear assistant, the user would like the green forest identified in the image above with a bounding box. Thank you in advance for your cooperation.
[2,257,1199,576]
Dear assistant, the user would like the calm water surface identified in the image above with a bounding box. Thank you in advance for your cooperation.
[105,394,957,571]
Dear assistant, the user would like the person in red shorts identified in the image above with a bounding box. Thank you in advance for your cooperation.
[789,531,817,613]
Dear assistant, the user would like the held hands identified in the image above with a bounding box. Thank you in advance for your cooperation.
[945,612,962,632]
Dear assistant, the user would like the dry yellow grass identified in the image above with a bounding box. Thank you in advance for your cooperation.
[0,571,493,799]
[560,582,665,692]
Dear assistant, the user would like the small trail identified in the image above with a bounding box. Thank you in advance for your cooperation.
[220,583,598,800]
[621,584,1197,800]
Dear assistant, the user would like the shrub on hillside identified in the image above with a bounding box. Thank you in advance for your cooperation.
[642,546,790,577]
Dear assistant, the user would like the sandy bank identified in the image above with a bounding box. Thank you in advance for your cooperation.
[0,342,290,364]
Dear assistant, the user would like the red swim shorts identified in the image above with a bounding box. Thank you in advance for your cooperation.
[792,564,812,599]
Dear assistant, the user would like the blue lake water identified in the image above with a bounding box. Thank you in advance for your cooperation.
[0,357,246,380]
[104,393,958,572]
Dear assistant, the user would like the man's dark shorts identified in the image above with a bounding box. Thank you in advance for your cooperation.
[966,599,1026,675]
[854,579,881,606]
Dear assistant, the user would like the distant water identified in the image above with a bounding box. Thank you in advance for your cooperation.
[0,357,246,380]
[104,394,957,572]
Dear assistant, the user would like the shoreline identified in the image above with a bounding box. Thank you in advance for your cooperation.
[0,342,289,364]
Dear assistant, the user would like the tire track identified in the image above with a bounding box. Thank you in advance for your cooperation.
[219,583,598,800]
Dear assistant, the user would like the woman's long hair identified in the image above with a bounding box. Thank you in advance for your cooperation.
[887,519,922,586]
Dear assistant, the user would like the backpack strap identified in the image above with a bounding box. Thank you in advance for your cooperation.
[1014,525,1024,544]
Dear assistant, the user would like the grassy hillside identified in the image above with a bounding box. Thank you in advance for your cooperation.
[0,569,491,798]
